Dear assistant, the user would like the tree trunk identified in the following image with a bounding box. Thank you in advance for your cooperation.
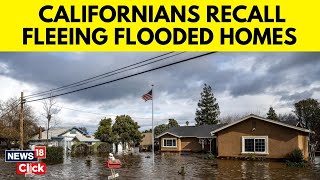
[115,143,119,153]
[47,117,50,145]
[46,125,49,145]
[122,141,126,150]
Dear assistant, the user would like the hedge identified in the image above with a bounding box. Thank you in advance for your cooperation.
[92,142,112,154]
[71,143,90,156]
[43,146,64,165]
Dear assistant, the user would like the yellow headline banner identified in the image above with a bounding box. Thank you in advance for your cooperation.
[0,0,319,51]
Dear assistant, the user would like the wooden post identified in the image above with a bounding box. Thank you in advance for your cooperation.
[215,139,218,156]
[201,139,204,150]
[19,92,24,150]
[209,139,212,153]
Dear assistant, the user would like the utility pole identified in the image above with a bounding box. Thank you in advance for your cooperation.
[151,84,154,164]
[19,92,24,150]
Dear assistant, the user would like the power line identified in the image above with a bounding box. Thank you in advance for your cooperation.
[26,52,216,103]
[56,105,105,116]
[30,100,193,122]
[26,52,185,101]
[25,52,175,99]
[55,105,178,120]
[31,101,174,120]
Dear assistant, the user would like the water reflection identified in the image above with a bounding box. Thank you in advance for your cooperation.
[1,152,320,179]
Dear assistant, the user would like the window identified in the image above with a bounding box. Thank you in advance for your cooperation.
[70,130,77,134]
[242,136,268,154]
[162,138,177,147]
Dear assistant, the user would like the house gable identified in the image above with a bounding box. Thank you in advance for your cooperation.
[156,132,180,139]
[159,134,180,151]
[58,127,87,137]
[210,114,312,135]
[215,116,309,159]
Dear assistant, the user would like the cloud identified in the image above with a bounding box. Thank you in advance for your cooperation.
[0,52,319,131]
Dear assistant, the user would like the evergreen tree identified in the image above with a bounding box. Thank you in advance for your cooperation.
[294,98,320,129]
[195,84,220,125]
[153,119,179,136]
[294,98,320,144]
[266,106,279,121]
[112,115,143,149]
[154,124,168,136]
[94,118,113,143]
[167,119,179,128]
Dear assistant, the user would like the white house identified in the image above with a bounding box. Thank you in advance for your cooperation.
[72,135,100,145]
[29,127,94,151]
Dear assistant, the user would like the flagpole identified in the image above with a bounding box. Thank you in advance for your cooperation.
[151,84,154,164]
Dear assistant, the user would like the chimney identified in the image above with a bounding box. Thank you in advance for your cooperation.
[38,126,42,140]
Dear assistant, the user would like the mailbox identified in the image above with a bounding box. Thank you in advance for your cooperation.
[105,159,121,169]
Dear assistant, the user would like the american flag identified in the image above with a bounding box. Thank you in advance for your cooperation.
[142,90,152,101]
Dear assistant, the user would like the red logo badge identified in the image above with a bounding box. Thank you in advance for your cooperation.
[16,162,46,175]
[34,146,46,159]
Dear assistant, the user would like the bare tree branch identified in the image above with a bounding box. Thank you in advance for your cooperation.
[42,94,61,145]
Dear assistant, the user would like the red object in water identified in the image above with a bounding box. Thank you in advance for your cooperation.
[105,159,121,169]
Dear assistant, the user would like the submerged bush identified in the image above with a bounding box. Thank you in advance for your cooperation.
[72,143,90,156]
[287,149,304,163]
[204,153,216,160]
[246,153,256,160]
[243,154,266,161]
[286,149,307,167]
[43,146,64,165]
[92,142,111,154]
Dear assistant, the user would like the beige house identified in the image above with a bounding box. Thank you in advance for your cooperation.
[157,114,312,160]
[211,114,312,160]
[156,124,225,153]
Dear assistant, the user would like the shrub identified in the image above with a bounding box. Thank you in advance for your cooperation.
[287,149,304,163]
[71,143,90,156]
[245,153,256,160]
[286,149,307,167]
[92,142,111,154]
[286,161,307,167]
[204,153,216,160]
[43,146,64,165]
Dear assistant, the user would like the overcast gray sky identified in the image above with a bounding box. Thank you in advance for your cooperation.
[0,52,319,134]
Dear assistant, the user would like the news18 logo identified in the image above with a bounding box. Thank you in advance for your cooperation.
[5,146,47,177]
[16,162,46,176]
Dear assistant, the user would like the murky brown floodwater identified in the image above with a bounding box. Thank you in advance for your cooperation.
[1,152,320,180]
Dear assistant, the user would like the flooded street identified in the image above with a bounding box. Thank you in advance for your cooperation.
[1,152,320,179]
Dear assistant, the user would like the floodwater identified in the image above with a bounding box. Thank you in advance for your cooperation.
[1,151,320,180]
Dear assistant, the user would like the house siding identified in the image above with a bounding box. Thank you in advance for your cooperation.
[298,133,309,160]
[160,134,181,151]
[216,117,309,159]
[180,138,202,152]
[160,135,208,152]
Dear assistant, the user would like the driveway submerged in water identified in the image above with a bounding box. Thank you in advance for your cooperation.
[1,152,320,179]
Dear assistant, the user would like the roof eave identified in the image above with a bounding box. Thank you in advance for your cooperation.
[155,132,180,138]
[210,114,313,134]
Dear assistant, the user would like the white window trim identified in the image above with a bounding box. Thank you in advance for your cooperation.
[241,136,269,155]
[162,138,177,148]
